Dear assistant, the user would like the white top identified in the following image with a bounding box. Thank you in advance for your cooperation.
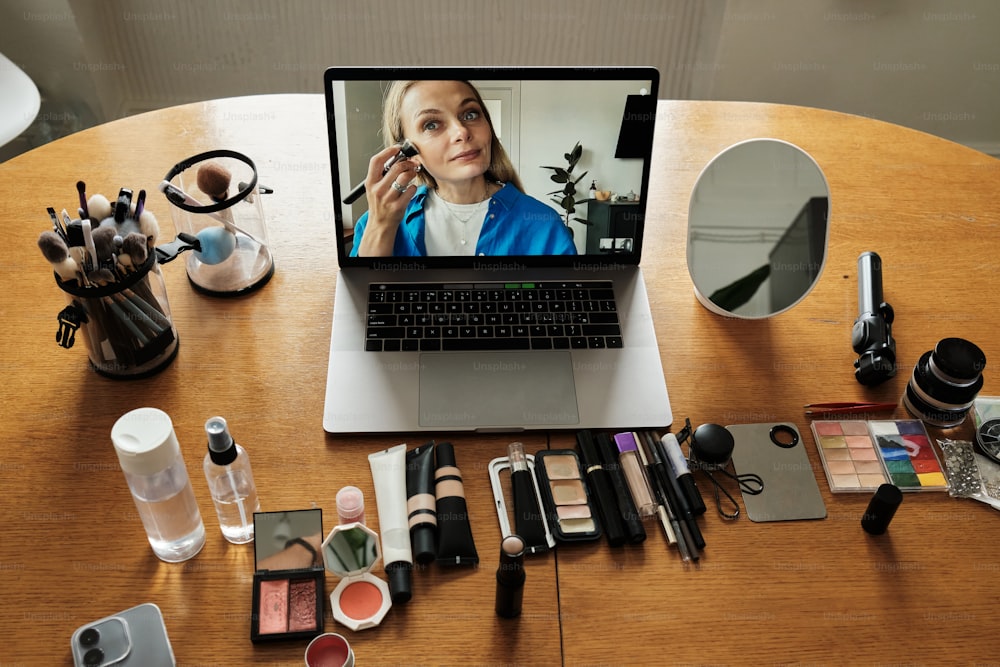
[111,407,181,476]
[424,190,490,256]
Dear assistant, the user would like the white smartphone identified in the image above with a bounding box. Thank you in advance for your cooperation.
[71,603,176,667]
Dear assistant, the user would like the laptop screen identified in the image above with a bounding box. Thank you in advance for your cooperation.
[324,67,659,270]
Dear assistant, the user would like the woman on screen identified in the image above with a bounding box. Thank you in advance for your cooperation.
[350,79,576,257]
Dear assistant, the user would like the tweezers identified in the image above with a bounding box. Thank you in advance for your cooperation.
[804,402,898,416]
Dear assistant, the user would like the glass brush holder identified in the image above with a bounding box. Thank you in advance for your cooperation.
[162,149,274,296]
[55,252,179,378]
[45,185,180,379]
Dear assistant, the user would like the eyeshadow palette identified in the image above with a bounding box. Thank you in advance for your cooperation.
[811,420,888,492]
[869,420,948,491]
[251,509,325,643]
[811,420,948,493]
[534,449,601,543]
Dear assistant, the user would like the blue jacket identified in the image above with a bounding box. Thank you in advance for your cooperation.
[350,183,577,256]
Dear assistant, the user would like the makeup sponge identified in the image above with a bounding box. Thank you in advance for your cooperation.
[194,226,237,265]
[197,161,232,201]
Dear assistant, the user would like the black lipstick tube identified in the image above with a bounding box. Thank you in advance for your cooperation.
[576,431,627,547]
[495,535,526,618]
[508,442,549,553]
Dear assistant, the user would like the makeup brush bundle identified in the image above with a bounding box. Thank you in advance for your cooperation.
[38,182,180,378]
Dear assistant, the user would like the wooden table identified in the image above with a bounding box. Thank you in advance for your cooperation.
[1,94,998,665]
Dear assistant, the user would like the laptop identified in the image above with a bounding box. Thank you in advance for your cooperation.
[322,66,671,433]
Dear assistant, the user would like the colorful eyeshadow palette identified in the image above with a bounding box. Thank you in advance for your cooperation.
[811,420,949,493]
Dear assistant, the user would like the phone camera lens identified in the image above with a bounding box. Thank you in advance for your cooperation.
[83,647,104,666]
[79,627,100,646]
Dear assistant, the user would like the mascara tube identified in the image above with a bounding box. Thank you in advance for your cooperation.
[508,442,548,553]
[596,432,646,544]
[495,535,526,618]
[613,432,657,518]
[576,430,626,547]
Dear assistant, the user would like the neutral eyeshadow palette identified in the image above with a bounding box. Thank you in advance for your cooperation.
[811,420,949,493]
[533,449,602,543]
[251,509,325,643]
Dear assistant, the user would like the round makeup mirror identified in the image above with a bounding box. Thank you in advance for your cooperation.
[322,523,381,575]
[687,138,830,319]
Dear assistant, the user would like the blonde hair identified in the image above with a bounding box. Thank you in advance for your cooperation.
[382,80,524,192]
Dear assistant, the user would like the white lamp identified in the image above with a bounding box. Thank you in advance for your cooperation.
[0,52,41,148]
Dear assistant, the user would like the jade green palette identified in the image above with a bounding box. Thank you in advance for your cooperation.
[811,419,948,493]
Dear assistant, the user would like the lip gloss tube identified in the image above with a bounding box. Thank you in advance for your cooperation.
[507,442,548,553]
[613,432,657,518]
[495,535,526,618]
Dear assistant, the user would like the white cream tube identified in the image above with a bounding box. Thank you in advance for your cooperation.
[368,444,414,603]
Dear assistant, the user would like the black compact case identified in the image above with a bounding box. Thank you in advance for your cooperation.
[250,509,326,644]
[533,449,602,543]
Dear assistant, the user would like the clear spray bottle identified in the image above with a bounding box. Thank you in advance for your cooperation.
[202,416,260,544]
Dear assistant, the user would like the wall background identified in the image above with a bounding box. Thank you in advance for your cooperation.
[2,0,998,162]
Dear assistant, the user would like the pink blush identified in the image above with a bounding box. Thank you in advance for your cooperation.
[340,580,383,620]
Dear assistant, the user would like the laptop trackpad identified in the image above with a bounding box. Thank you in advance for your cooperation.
[419,351,579,428]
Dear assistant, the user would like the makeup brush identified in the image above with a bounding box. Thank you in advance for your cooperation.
[120,232,149,268]
[87,193,113,222]
[158,181,244,234]
[138,209,160,245]
[77,181,90,220]
[37,230,81,284]
[197,161,231,202]
[110,292,165,336]
[97,292,150,345]
[133,189,147,218]
[87,268,117,286]
[47,207,67,241]
[91,224,119,264]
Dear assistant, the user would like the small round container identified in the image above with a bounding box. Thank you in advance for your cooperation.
[305,632,354,667]
[335,486,366,525]
[861,483,903,535]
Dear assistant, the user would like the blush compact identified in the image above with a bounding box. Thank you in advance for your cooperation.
[251,509,325,643]
[322,522,392,631]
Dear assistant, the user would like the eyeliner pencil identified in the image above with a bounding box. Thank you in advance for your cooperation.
[654,433,706,552]
[633,432,675,546]
[638,431,692,560]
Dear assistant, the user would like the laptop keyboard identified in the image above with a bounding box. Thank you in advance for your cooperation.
[365,281,622,352]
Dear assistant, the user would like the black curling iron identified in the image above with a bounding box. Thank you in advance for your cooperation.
[342,140,419,205]
[851,251,897,386]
